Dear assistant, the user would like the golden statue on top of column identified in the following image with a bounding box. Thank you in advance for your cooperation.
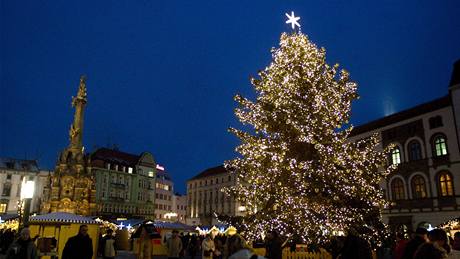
[41,75,96,216]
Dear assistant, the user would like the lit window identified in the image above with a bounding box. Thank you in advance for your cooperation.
[391,178,405,200]
[0,203,7,213]
[128,167,133,174]
[411,175,427,199]
[391,147,402,165]
[434,136,448,157]
[438,172,454,196]
[148,171,154,177]
[408,140,422,161]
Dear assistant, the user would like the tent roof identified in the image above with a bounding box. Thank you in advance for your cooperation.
[30,212,100,224]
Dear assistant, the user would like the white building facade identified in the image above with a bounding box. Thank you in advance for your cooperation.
[0,158,50,215]
[349,59,460,231]
[186,165,245,226]
[154,165,175,221]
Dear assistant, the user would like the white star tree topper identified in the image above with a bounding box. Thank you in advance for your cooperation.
[285,11,301,30]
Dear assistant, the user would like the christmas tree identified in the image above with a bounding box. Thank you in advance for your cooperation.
[224,17,394,244]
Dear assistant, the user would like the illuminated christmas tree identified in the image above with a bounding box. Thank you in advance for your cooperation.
[224,14,394,244]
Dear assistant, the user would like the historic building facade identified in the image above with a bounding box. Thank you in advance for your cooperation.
[172,193,187,224]
[0,158,50,214]
[90,148,157,219]
[186,165,244,225]
[153,165,174,220]
[41,76,97,216]
[349,60,460,231]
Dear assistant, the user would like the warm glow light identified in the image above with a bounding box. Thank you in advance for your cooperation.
[21,179,35,199]
[221,26,395,246]
[164,212,177,218]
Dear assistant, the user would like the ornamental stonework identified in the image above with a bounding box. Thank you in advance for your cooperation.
[41,76,96,216]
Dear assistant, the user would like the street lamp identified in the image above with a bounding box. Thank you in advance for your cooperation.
[21,177,35,226]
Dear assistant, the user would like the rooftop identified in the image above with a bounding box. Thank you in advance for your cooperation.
[189,165,228,181]
[0,158,39,172]
[350,95,451,137]
[91,148,141,167]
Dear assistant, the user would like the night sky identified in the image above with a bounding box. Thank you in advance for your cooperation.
[1,1,460,194]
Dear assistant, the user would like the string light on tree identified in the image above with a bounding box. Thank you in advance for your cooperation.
[222,12,395,245]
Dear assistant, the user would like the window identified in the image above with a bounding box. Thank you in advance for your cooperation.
[148,171,154,177]
[391,178,405,200]
[0,203,6,213]
[438,172,454,196]
[391,147,402,165]
[429,116,443,129]
[411,175,427,199]
[228,175,232,181]
[408,140,422,161]
[128,167,133,174]
[433,136,448,157]
[2,183,11,196]
[6,174,11,180]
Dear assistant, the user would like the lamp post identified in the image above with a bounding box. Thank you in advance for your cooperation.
[21,177,35,227]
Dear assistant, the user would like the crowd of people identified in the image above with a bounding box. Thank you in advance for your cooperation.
[162,230,278,259]
[1,224,459,259]
[392,228,460,259]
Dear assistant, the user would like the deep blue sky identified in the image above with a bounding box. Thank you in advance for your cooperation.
[1,1,459,194]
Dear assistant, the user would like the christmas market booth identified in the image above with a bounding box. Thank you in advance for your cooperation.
[28,212,101,259]
[438,217,460,237]
[0,213,19,230]
[131,220,195,256]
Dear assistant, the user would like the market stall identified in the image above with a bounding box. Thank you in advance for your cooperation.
[28,212,101,259]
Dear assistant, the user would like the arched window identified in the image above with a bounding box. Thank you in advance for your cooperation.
[391,147,402,165]
[433,135,448,157]
[411,175,427,199]
[408,140,422,161]
[438,171,454,196]
[391,178,405,200]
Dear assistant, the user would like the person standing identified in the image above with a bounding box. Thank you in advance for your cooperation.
[99,229,116,259]
[202,234,215,259]
[393,232,409,259]
[188,234,199,259]
[5,227,38,259]
[413,228,450,259]
[166,230,183,259]
[265,230,282,259]
[402,227,428,259]
[62,225,93,259]
[451,231,460,259]
[338,230,372,259]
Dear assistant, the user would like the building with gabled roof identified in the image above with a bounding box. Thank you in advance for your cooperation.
[90,147,157,219]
